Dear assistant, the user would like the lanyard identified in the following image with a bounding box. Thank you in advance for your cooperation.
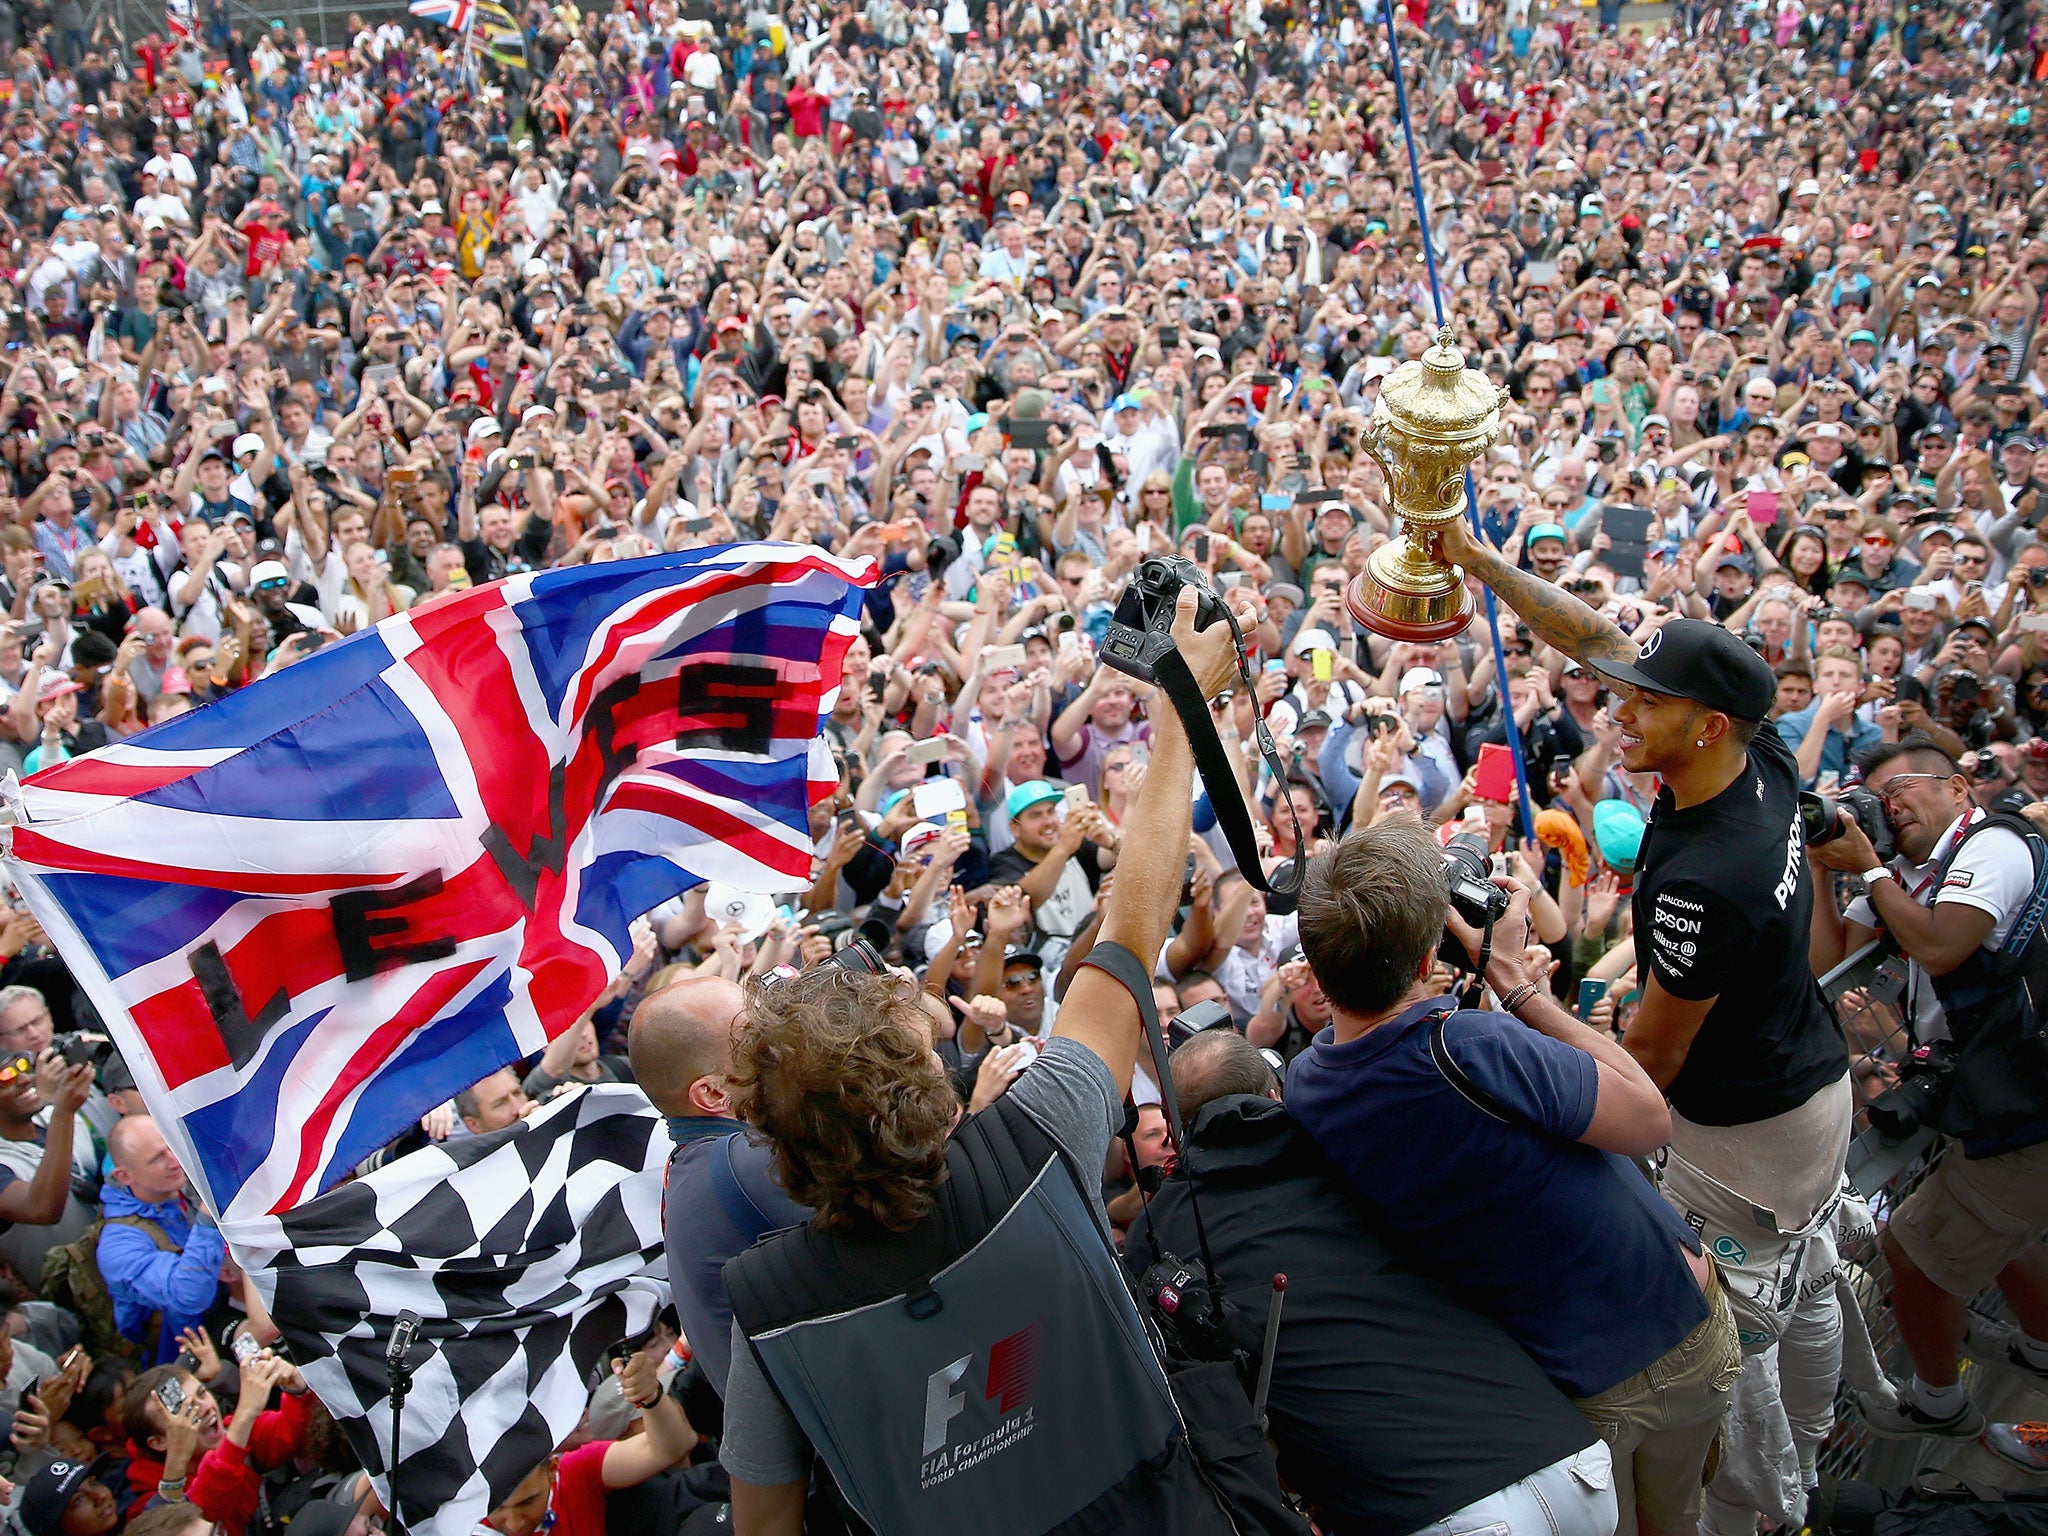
[1907,808,1980,903]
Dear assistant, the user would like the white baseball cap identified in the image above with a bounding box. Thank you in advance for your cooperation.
[468,417,501,442]
[699,883,775,944]
[232,432,265,459]
[1399,666,1445,694]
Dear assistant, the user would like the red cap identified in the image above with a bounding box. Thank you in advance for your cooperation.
[716,315,747,333]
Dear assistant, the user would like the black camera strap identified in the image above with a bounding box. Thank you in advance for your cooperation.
[1078,940,1225,1325]
[1150,645,1307,916]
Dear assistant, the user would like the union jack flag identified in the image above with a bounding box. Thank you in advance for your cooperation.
[5,544,873,1244]
[407,0,476,31]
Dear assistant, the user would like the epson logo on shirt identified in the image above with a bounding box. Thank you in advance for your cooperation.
[1652,903,1701,935]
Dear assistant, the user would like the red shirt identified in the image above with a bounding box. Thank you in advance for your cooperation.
[134,40,169,89]
[786,86,827,138]
[124,1389,315,1536]
[240,220,290,278]
[548,1441,610,1536]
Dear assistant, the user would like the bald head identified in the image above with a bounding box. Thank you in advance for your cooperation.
[108,1113,155,1169]
[110,1114,187,1203]
[1171,1029,1279,1120]
[628,975,747,1117]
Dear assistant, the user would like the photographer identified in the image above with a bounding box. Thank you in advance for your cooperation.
[1285,817,1736,1536]
[1808,736,2048,1441]
[716,586,1253,1536]
[1125,1027,1616,1536]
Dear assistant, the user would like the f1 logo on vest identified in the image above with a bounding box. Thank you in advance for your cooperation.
[920,1320,1044,1458]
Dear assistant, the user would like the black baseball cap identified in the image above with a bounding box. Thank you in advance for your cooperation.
[1588,619,1775,723]
[20,1460,102,1536]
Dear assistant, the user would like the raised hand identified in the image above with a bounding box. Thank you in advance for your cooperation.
[9,1392,48,1451]
[983,885,1031,940]
[968,1041,1034,1112]
[176,1326,221,1383]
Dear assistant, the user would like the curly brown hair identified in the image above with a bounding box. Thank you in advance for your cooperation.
[728,967,957,1234]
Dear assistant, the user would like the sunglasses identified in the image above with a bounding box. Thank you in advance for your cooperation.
[0,1054,33,1085]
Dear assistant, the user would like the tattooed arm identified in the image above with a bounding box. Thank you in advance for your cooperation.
[1436,518,1640,670]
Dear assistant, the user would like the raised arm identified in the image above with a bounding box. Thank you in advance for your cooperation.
[1053,589,1250,1097]
[1436,516,1638,670]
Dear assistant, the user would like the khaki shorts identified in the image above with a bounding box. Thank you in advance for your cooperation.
[1573,1265,1742,1532]
[1889,1137,2048,1300]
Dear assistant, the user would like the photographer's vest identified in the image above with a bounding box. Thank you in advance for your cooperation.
[1924,809,2048,1155]
[723,1093,1239,1536]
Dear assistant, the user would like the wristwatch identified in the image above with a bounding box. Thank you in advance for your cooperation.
[1854,866,1897,897]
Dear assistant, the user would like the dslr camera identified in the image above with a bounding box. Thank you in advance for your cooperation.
[1866,1039,1957,1142]
[1439,832,1511,969]
[1138,1255,1244,1370]
[1100,556,1234,686]
[1798,787,1895,863]
[1936,668,1996,750]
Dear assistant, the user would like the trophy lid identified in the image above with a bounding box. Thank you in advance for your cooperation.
[1374,326,1506,441]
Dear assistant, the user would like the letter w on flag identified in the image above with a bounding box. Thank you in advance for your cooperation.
[5,544,873,1244]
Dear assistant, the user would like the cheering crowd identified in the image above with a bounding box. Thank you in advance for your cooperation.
[0,0,2038,1529]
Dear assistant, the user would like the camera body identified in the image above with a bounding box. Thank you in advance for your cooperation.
[1138,1255,1244,1370]
[60,1034,110,1069]
[1935,667,1995,748]
[1101,556,1233,686]
[1438,832,1511,969]
[1866,1039,1957,1141]
[1798,787,1896,863]
[1165,997,1234,1052]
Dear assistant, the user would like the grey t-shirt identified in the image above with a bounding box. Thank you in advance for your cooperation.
[719,1036,1121,1488]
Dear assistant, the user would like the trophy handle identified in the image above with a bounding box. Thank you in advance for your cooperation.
[1354,414,1395,480]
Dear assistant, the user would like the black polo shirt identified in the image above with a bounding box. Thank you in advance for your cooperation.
[1631,724,1847,1125]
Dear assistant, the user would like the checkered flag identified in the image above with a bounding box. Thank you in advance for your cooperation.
[240,1086,673,1536]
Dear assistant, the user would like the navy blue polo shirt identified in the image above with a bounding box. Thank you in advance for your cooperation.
[663,1115,810,1398]
[1286,996,1706,1398]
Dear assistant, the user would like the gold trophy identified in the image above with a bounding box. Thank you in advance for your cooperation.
[1344,326,1510,642]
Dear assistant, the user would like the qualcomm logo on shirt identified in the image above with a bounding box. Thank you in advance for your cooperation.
[919,1320,1043,1488]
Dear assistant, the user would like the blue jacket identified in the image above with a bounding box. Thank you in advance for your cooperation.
[1774,700,1882,789]
[98,1184,226,1366]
